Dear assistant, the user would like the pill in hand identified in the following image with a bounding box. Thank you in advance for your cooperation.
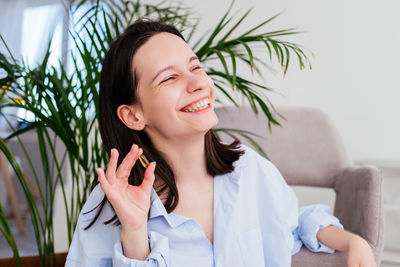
[138,153,149,168]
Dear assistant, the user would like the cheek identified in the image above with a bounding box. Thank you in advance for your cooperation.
[148,87,181,115]
[204,74,215,95]
[206,74,214,86]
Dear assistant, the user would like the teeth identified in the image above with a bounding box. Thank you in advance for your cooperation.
[183,98,210,112]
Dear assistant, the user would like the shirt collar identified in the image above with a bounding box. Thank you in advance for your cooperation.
[149,188,189,228]
[148,151,245,227]
[149,189,168,219]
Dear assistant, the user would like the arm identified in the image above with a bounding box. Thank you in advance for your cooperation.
[66,183,169,267]
[317,226,376,267]
[295,204,376,266]
[97,145,168,266]
[113,231,170,267]
[120,223,150,260]
[97,146,154,260]
[334,165,383,258]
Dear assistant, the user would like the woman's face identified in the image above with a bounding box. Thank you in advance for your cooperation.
[132,32,218,142]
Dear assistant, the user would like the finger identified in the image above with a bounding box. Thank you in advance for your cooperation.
[97,167,110,195]
[105,148,119,184]
[140,162,156,194]
[116,144,141,179]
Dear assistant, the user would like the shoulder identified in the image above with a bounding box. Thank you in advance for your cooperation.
[81,184,106,213]
[77,184,119,232]
[66,185,120,265]
[235,144,284,182]
[230,145,298,238]
[76,184,113,226]
[235,144,295,202]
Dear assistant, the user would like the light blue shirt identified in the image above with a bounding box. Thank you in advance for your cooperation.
[66,145,343,267]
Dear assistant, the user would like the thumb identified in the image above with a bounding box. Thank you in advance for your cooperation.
[140,162,156,195]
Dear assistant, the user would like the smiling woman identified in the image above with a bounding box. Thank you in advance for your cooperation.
[64,19,376,267]
[122,32,218,140]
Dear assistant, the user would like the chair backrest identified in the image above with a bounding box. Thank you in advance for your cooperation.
[215,106,353,187]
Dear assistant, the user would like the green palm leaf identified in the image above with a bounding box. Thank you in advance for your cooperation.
[0,1,312,266]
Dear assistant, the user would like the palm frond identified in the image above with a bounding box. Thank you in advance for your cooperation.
[213,128,268,158]
[0,1,311,266]
[192,7,310,123]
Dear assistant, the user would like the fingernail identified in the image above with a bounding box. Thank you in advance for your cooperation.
[131,144,137,151]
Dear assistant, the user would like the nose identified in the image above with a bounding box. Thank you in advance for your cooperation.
[185,72,207,94]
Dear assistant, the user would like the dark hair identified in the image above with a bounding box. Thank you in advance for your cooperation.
[86,19,243,229]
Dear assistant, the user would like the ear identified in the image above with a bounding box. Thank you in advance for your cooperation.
[117,104,145,131]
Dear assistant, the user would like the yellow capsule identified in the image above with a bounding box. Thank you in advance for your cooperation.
[138,153,149,168]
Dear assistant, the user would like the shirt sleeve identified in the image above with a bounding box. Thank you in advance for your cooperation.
[113,231,169,267]
[293,204,344,254]
[241,145,344,257]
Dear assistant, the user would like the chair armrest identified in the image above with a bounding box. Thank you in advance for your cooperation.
[333,165,384,262]
[292,247,347,267]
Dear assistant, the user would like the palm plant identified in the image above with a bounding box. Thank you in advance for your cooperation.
[0,0,311,266]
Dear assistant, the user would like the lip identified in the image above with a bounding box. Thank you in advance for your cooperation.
[179,96,210,111]
[181,103,212,114]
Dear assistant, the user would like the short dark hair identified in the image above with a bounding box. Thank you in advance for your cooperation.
[86,19,243,229]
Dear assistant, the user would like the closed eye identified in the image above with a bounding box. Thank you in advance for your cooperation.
[161,76,175,83]
[191,65,201,71]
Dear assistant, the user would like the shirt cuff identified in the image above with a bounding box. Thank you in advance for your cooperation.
[298,204,344,253]
[113,232,169,266]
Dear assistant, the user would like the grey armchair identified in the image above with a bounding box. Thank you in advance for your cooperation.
[215,106,384,266]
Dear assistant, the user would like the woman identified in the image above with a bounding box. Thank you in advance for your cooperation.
[65,19,376,267]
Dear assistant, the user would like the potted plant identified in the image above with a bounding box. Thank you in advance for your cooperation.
[0,0,311,266]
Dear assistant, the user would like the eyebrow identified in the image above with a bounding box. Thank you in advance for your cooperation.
[151,56,199,82]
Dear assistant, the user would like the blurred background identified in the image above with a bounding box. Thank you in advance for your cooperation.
[0,0,399,265]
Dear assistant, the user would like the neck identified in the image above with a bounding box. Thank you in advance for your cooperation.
[150,132,210,185]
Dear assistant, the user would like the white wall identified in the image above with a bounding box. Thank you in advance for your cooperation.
[1,0,399,255]
[184,0,400,162]
[2,0,398,162]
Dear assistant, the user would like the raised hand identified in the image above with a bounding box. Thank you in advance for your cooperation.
[96,144,156,232]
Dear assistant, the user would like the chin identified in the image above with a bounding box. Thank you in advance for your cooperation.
[204,111,219,129]
[193,118,218,134]
[210,114,219,128]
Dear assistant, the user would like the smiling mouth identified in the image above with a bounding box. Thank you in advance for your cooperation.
[181,98,210,113]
